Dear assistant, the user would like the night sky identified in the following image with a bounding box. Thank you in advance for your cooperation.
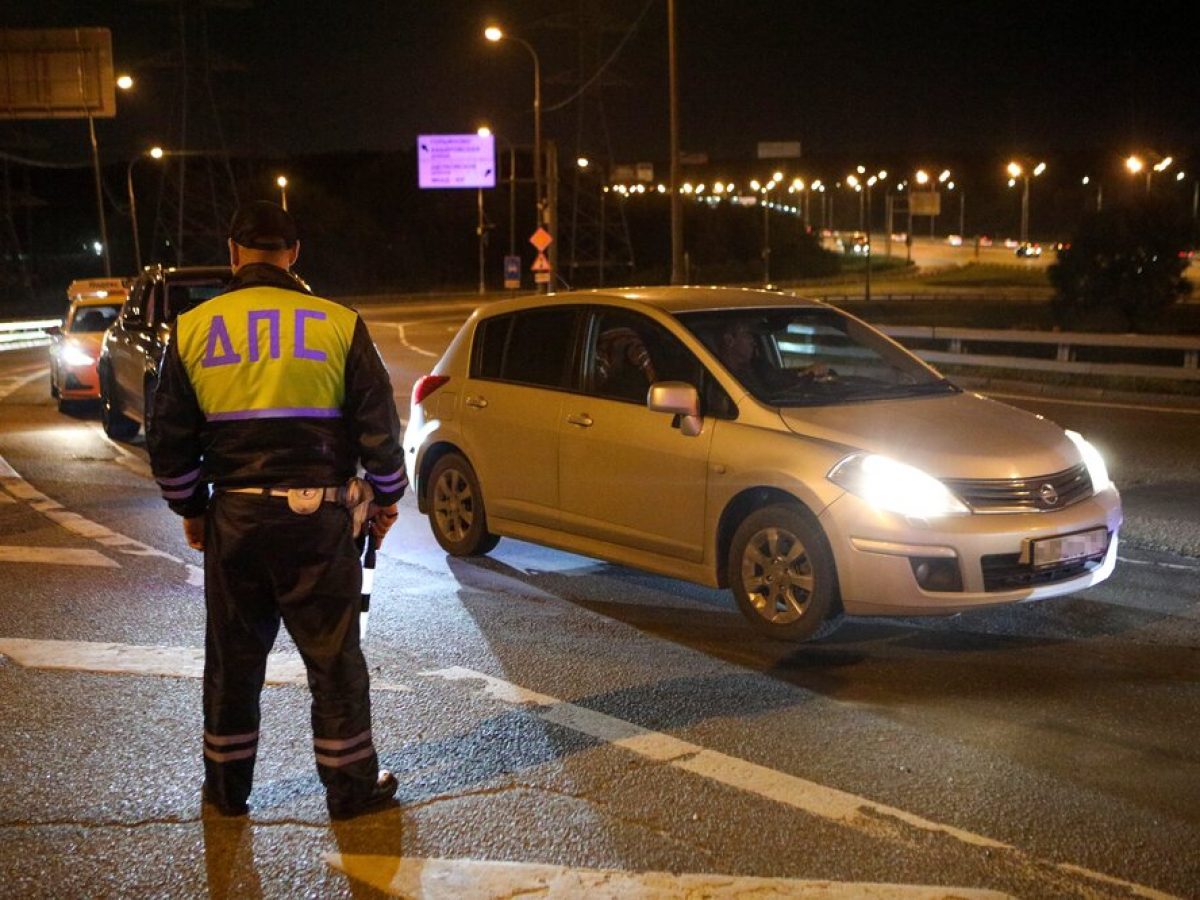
[4,2,1198,170]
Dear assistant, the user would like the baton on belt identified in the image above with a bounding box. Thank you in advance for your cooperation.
[360,527,377,638]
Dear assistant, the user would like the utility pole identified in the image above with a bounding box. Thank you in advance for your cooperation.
[668,0,684,284]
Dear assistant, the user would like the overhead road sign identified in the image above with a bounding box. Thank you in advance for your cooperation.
[417,133,495,189]
[757,141,802,159]
[0,28,116,120]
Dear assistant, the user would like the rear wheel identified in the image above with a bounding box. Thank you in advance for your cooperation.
[100,369,139,440]
[427,452,500,556]
[729,503,843,641]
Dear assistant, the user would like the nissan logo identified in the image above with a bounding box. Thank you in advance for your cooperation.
[1038,483,1060,507]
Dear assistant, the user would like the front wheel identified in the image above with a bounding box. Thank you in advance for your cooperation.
[427,452,500,556]
[729,503,843,641]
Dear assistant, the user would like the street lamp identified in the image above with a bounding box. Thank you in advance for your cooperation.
[1082,175,1102,212]
[1126,153,1172,194]
[276,175,288,211]
[125,145,164,273]
[484,24,546,290]
[1006,159,1046,244]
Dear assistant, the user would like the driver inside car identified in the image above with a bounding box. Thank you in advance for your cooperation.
[715,321,830,398]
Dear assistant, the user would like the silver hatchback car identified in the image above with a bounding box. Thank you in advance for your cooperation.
[404,287,1121,641]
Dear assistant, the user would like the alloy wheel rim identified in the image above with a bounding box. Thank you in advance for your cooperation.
[432,469,474,542]
[740,526,814,624]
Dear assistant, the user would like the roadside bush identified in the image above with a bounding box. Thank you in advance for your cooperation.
[1049,197,1193,331]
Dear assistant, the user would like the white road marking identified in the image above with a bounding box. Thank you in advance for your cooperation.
[394,323,440,358]
[325,855,1011,899]
[985,391,1200,416]
[0,637,411,692]
[0,451,193,577]
[0,545,119,567]
[0,366,47,402]
[422,666,1174,900]
[1118,554,1200,571]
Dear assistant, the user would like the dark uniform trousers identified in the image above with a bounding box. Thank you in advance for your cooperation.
[201,492,379,808]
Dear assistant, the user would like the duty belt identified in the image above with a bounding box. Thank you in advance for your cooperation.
[222,479,374,536]
[223,486,340,503]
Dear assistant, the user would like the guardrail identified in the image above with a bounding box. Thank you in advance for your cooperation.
[0,318,60,354]
[880,325,1200,381]
[3,314,1197,384]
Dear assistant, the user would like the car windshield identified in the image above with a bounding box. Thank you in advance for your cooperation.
[69,305,120,333]
[677,306,959,407]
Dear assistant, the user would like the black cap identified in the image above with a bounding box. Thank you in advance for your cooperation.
[229,201,298,250]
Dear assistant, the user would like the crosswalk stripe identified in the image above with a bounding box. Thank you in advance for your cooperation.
[325,855,1011,899]
[0,637,411,692]
[0,545,119,567]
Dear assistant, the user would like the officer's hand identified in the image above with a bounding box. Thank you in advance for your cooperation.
[368,503,399,546]
[183,515,205,551]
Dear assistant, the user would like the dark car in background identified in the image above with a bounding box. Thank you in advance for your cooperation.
[98,264,232,439]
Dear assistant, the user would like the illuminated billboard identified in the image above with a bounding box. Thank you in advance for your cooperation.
[417,133,496,189]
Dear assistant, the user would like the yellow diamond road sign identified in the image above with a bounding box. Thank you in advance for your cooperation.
[529,227,553,252]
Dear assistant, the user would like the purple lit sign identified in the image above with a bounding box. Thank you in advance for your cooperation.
[417,133,496,189]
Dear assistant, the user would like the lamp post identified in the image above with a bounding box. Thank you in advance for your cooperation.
[1006,159,1045,244]
[276,175,289,211]
[478,126,518,259]
[485,25,545,290]
[75,47,134,276]
[751,175,780,286]
[125,145,164,273]
[848,170,886,301]
[1126,153,1172,194]
[1082,175,1102,212]
[946,179,964,236]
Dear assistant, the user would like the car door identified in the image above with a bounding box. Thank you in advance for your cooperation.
[110,278,155,406]
[457,307,579,530]
[557,307,715,563]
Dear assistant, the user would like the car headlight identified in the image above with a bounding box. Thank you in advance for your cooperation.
[1064,430,1111,493]
[60,344,95,367]
[828,453,969,517]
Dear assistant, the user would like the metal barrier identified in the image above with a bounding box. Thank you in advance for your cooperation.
[879,325,1200,381]
[0,319,60,354]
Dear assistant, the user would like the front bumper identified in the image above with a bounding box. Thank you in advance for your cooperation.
[820,486,1123,616]
[58,362,101,399]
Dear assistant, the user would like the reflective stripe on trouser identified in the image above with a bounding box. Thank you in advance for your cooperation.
[204,492,379,808]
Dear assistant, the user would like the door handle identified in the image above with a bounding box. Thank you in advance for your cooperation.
[465,395,488,409]
[566,413,593,428]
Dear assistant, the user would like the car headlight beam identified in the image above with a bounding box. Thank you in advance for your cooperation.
[828,453,969,517]
[60,344,96,367]
[1064,430,1111,493]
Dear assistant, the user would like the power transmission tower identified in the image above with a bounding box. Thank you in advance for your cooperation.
[140,0,244,266]
[541,2,636,288]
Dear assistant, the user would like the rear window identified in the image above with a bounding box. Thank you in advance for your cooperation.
[163,279,227,323]
[471,308,577,389]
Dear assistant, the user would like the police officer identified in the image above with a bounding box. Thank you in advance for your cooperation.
[148,201,407,820]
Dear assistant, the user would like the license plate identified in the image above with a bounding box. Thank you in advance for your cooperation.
[1030,528,1109,568]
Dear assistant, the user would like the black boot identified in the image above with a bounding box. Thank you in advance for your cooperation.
[327,770,398,820]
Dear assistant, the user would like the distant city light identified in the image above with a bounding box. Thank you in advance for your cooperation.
[92,241,103,256]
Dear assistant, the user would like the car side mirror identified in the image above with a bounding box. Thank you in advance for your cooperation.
[647,381,703,437]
